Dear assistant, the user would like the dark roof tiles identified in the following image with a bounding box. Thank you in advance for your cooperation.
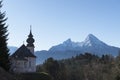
[11,44,36,60]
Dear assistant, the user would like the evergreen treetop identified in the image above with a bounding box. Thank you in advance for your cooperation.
[0,0,10,71]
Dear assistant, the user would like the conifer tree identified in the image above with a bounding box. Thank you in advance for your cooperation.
[0,0,10,71]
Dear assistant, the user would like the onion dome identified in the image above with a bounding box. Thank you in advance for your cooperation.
[26,26,35,47]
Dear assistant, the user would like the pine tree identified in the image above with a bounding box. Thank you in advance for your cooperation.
[0,0,10,71]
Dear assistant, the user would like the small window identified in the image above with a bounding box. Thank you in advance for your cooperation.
[29,61,31,67]
[24,62,27,68]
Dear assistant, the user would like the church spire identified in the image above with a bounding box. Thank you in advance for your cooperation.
[26,25,35,47]
[29,25,33,37]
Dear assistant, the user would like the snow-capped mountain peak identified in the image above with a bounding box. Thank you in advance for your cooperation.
[82,34,107,47]
[63,38,72,45]
[85,34,99,41]
[49,34,119,56]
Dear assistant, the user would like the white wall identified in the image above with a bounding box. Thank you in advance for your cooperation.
[11,57,36,73]
[27,47,34,54]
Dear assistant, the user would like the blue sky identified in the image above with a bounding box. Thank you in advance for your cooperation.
[2,0,120,50]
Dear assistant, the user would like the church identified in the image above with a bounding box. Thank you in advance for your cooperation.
[10,28,36,73]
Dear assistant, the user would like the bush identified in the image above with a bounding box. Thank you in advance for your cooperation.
[21,72,52,80]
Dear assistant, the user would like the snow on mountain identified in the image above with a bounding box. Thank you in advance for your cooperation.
[49,34,120,56]
[49,38,81,51]
[81,34,119,56]
[81,34,108,47]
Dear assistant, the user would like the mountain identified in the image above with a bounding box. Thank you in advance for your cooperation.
[35,34,120,64]
[49,34,119,55]
[8,46,18,54]
[49,38,81,51]
[8,34,120,64]
[80,34,119,56]
[36,34,120,64]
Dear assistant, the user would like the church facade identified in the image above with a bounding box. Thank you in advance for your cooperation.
[10,28,36,73]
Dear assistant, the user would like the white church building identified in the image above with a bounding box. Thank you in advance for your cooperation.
[10,28,36,73]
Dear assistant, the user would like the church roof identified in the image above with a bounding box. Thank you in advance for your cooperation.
[11,44,36,60]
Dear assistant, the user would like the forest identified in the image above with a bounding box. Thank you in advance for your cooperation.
[37,53,120,80]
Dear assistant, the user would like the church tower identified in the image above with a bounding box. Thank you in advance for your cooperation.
[26,26,35,54]
[11,26,36,73]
